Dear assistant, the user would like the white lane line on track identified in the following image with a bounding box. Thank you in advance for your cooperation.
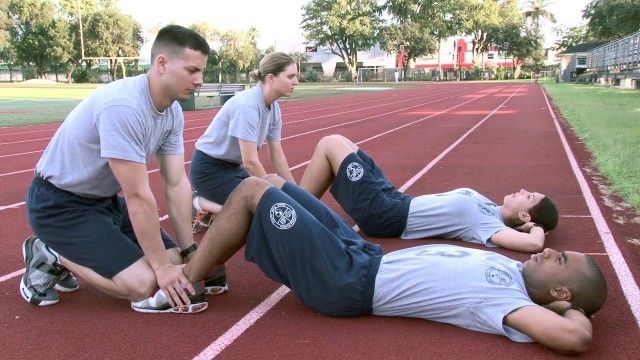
[0,269,25,283]
[0,150,43,158]
[0,202,24,211]
[542,89,640,329]
[193,286,291,360]
[191,85,525,359]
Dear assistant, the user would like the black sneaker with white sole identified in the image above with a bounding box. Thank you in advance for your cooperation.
[204,265,228,295]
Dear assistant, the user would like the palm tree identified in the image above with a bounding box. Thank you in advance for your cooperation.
[522,0,556,67]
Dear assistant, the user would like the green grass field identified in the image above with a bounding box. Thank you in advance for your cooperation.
[543,82,640,212]
[1,80,638,213]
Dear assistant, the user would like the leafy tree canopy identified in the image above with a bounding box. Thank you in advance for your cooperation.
[584,0,640,40]
[301,0,383,74]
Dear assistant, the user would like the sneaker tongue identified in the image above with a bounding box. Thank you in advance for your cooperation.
[151,289,168,307]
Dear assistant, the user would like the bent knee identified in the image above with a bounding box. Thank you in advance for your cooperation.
[113,269,157,301]
[235,177,274,205]
[263,174,286,187]
[317,135,343,150]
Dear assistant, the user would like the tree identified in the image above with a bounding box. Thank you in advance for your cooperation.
[301,0,382,78]
[82,7,142,81]
[554,24,594,52]
[584,0,640,40]
[384,0,465,80]
[378,21,437,78]
[288,50,311,76]
[7,0,74,79]
[460,0,503,67]
[522,0,556,68]
[482,0,528,77]
[0,46,17,81]
[218,27,261,82]
[0,0,11,51]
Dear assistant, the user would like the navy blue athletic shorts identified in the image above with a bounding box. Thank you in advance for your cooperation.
[26,176,177,278]
[190,149,249,204]
[329,149,412,237]
[245,182,383,317]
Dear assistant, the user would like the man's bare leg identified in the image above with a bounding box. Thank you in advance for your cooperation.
[59,247,183,301]
[299,135,358,198]
[184,177,272,283]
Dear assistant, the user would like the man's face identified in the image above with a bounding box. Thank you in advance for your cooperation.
[270,63,299,97]
[165,48,207,101]
[522,248,588,288]
[503,189,545,214]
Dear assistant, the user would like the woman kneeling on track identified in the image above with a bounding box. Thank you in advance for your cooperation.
[189,51,299,234]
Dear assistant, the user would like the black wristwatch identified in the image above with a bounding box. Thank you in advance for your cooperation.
[180,243,198,258]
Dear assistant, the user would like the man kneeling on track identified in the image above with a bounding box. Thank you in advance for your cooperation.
[182,175,607,354]
[20,25,225,314]
[297,134,559,253]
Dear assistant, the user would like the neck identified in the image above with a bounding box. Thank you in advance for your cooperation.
[523,275,554,305]
[147,71,171,112]
[499,206,519,228]
[260,82,278,108]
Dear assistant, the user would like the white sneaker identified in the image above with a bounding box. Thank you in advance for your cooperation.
[131,283,208,314]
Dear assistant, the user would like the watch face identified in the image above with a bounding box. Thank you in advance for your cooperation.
[320,44,337,54]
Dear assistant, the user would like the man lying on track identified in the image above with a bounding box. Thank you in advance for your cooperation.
[298,135,559,253]
[182,175,606,354]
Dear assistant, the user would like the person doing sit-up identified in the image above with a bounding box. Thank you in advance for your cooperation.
[298,135,559,253]
[181,175,606,355]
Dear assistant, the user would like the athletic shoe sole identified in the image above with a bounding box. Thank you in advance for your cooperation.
[131,284,209,314]
[131,301,209,314]
[205,283,229,295]
[54,272,80,293]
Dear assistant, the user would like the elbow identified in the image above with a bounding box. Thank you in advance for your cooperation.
[527,243,544,253]
[557,331,592,355]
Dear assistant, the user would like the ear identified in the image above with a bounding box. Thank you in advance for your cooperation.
[550,286,572,301]
[518,211,532,223]
[155,54,169,74]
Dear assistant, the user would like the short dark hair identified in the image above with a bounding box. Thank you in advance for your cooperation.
[569,256,607,316]
[529,196,558,231]
[150,25,210,62]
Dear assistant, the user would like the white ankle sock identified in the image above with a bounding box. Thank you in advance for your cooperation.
[46,245,61,264]
[193,195,203,212]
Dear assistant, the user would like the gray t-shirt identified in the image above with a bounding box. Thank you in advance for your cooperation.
[372,244,534,342]
[401,188,507,246]
[35,74,184,198]
[194,84,282,163]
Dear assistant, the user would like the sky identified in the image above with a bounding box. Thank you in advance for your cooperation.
[118,0,593,52]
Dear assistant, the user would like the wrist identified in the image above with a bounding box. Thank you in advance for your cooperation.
[180,242,198,259]
[530,223,546,233]
[560,305,586,317]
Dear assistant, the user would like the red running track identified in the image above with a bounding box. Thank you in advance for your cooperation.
[0,82,638,359]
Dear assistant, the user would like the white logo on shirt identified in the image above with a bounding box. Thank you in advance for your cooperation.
[485,266,513,286]
[346,162,364,181]
[270,202,297,230]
